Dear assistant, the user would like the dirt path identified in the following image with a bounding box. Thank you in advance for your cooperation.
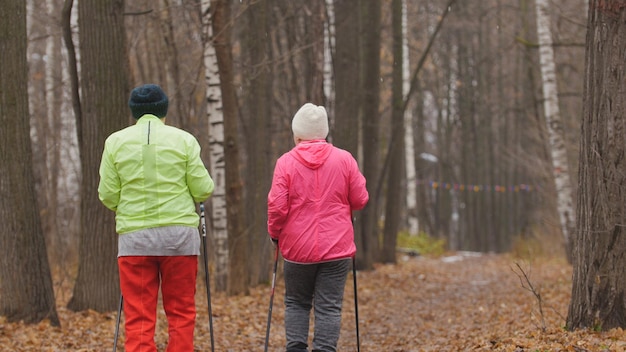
[259,252,570,351]
[336,253,563,351]
[4,252,626,351]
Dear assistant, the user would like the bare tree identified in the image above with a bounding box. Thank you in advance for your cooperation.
[28,0,61,268]
[402,0,417,236]
[535,0,576,260]
[382,0,405,263]
[210,0,248,296]
[0,0,594,301]
[241,0,271,288]
[359,0,383,269]
[332,0,360,152]
[0,0,59,326]
[201,0,229,291]
[332,0,362,251]
[567,0,626,331]
[68,0,130,312]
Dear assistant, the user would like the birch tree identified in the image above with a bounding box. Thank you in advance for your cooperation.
[324,0,335,123]
[201,0,229,292]
[403,0,418,236]
[535,0,575,258]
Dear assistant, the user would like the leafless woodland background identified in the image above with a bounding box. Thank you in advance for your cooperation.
[25,0,585,290]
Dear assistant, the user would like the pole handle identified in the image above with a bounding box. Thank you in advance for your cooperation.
[200,203,207,238]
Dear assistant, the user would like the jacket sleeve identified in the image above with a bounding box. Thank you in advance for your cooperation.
[186,137,214,203]
[348,156,369,211]
[98,141,121,212]
[267,159,289,240]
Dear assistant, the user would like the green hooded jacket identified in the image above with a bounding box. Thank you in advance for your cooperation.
[98,114,214,234]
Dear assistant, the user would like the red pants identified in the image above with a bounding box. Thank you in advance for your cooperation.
[118,256,198,352]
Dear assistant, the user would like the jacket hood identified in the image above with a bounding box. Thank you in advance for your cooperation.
[290,140,333,169]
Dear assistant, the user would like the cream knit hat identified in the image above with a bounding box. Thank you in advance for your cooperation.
[291,103,329,140]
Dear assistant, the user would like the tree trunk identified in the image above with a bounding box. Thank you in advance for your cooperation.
[60,0,83,268]
[46,0,66,266]
[242,0,271,288]
[68,0,129,312]
[567,0,626,331]
[160,0,186,126]
[412,0,435,238]
[210,0,248,296]
[382,0,404,264]
[457,13,483,250]
[0,0,59,326]
[29,0,67,271]
[359,0,382,270]
[202,0,229,292]
[331,0,359,155]
[413,79,434,238]
[27,0,51,260]
[332,0,363,251]
[402,0,417,236]
[535,0,576,260]
[323,0,335,117]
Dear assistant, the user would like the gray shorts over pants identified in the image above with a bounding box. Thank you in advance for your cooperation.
[283,258,351,352]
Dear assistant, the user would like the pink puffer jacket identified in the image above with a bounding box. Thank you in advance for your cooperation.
[267,140,369,263]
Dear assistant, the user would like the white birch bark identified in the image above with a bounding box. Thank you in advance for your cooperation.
[201,0,228,291]
[535,0,575,251]
[402,0,418,235]
[324,0,335,135]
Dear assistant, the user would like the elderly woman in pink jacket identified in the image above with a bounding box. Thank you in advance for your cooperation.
[267,103,369,352]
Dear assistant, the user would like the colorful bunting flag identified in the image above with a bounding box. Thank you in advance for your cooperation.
[418,180,538,192]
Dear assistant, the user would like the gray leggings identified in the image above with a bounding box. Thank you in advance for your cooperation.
[283,259,351,352]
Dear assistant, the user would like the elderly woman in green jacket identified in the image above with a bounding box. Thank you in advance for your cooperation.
[98,84,214,352]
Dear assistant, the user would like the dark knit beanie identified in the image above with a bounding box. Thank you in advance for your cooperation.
[128,84,169,119]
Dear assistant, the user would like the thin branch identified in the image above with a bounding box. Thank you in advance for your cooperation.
[512,262,547,331]
[376,0,458,203]
[123,9,154,16]
[402,0,457,113]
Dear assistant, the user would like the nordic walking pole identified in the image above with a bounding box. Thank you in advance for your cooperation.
[113,293,123,352]
[264,242,280,352]
[199,203,215,352]
[351,213,361,352]
[352,256,361,352]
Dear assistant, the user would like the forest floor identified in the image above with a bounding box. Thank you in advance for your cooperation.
[2,252,626,351]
